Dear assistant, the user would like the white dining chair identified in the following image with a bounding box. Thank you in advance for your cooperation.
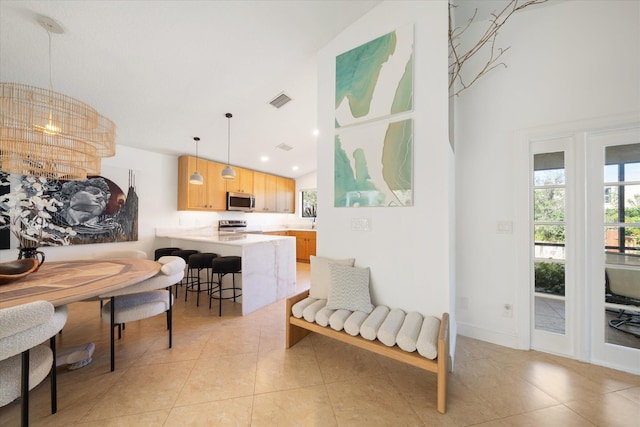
[99,256,185,371]
[0,301,68,426]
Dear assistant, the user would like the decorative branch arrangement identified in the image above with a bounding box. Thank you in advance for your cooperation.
[449,0,548,97]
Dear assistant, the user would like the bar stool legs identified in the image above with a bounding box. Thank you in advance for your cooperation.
[184,253,218,307]
[209,256,242,316]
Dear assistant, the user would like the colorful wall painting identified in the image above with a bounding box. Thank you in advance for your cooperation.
[335,24,413,128]
[335,118,413,207]
[0,172,138,247]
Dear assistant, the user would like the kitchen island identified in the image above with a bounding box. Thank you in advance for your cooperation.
[155,228,296,315]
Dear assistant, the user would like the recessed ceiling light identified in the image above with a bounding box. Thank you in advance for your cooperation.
[292,166,299,171]
[312,129,319,137]
[260,156,269,162]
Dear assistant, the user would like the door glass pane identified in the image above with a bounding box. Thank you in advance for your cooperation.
[604,144,640,349]
[533,152,566,335]
[534,189,565,222]
[534,225,565,259]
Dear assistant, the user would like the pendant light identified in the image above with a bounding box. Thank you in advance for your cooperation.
[221,113,236,180]
[189,136,203,185]
[0,15,116,181]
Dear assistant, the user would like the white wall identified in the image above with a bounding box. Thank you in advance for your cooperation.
[455,1,640,347]
[317,1,453,327]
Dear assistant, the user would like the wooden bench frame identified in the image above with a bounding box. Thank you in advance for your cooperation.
[285,290,450,413]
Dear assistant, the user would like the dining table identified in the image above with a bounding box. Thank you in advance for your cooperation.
[0,258,161,368]
[0,258,161,309]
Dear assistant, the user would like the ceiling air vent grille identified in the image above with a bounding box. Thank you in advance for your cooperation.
[269,92,292,109]
[276,143,293,151]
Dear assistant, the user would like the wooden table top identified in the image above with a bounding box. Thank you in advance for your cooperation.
[0,258,161,309]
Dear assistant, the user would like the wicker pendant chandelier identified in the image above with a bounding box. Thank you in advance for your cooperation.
[0,16,116,181]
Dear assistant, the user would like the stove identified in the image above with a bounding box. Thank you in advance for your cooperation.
[218,220,248,232]
[217,220,264,234]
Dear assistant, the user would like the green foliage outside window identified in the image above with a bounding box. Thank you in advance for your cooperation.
[302,190,317,218]
[534,261,565,296]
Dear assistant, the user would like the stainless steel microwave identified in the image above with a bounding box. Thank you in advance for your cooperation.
[227,192,255,212]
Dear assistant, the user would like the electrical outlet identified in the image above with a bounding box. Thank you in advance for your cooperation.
[502,303,513,318]
[497,221,513,234]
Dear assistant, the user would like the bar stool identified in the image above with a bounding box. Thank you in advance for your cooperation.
[170,249,199,297]
[154,247,181,261]
[185,252,218,307]
[209,256,242,316]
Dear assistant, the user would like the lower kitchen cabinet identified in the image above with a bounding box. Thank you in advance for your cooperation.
[290,230,316,263]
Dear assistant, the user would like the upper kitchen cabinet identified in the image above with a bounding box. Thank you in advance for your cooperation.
[276,176,295,213]
[179,157,295,213]
[254,171,277,212]
[225,166,254,194]
[178,156,226,211]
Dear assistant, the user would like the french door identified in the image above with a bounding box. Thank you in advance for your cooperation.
[586,127,640,372]
[530,136,578,357]
[524,120,640,373]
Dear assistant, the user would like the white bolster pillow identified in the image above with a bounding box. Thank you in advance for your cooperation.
[291,297,318,318]
[360,306,390,341]
[303,299,327,323]
[329,309,352,331]
[344,311,368,336]
[315,307,336,327]
[377,308,406,347]
[416,316,441,360]
[396,312,424,352]
[158,256,186,276]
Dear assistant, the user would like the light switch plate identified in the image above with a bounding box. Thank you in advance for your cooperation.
[351,218,371,231]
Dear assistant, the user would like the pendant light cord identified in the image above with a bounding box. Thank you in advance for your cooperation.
[227,115,231,164]
[47,28,53,91]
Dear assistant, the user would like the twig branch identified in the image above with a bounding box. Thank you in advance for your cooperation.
[449,0,548,97]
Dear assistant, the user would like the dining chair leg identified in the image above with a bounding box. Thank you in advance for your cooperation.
[21,349,29,427]
[110,296,115,372]
[50,335,57,414]
[168,290,173,349]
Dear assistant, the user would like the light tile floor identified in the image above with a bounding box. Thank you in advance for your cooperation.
[1,263,639,426]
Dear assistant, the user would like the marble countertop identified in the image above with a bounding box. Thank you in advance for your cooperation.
[155,227,294,246]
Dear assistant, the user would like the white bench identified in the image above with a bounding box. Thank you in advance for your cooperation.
[285,289,450,414]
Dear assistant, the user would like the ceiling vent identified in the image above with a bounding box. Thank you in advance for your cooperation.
[276,143,293,151]
[269,92,292,109]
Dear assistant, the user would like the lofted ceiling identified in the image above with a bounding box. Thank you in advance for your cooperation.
[0,0,381,179]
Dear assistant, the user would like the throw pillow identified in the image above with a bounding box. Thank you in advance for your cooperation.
[326,263,373,313]
[309,255,355,299]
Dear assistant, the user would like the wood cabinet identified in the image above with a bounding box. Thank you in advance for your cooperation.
[226,166,254,194]
[178,156,226,210]
[262,230,316,262]
[290,230,316,263]
[178,156,295,213]
[276,176,295,213]
[253,171,278,212]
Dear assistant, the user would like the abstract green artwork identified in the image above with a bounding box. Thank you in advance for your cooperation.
[335,25,413,128]
[334,25,414,207]
[335,118,413,207]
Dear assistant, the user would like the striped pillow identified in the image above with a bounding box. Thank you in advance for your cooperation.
[326,263,373,314]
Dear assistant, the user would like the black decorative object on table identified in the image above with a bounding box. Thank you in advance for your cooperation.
[17,247,45,271]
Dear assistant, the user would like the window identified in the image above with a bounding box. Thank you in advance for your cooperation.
[301,189,317,218]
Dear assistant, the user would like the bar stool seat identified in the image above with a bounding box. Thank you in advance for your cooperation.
[170,250,199,297]
[209,256,242,316]
[185,252,218,307]
[154,247,181,261]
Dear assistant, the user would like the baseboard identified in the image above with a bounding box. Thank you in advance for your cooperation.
[456,321,524,349]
